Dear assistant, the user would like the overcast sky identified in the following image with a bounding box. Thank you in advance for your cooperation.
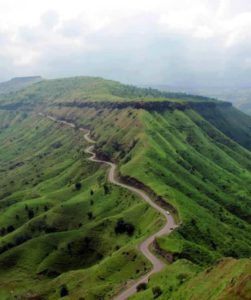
[1,0,251,87]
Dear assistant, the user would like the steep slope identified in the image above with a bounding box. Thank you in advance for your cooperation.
[47,104,251,299]
[130,257,251,300]
[51,106,251,265]
[0,76,251,299]
[0,111,162,299]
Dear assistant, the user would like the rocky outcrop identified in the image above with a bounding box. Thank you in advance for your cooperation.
[0,99,232,113]
[153,239,174,263]
[57,100,232,112]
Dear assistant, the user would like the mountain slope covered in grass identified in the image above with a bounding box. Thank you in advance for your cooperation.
[0,76,216,106]
[0,76,42,95]
[0,111,162,299]
[130,257,251,300]
[0,76,250,299]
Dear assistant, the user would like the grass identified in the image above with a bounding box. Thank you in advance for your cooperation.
[45,103,251,298]
[130,257,251,300]
[0,76,216,106]
[0,76,251,299]
[0,110,163,299]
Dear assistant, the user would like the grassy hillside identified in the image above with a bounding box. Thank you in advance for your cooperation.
[0,76,251,299]
[0,76,215,106]
[0,110,163,299]
[51,106,251,265]
[0,76,42,95]
[130,257,251,300]
[48,104,251,299]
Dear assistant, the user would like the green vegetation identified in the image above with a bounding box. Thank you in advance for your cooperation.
[0,110,162,299]
[0,76,215,106]
[130,258,251,300]
[0,76,42,95]
[0,76,250,299]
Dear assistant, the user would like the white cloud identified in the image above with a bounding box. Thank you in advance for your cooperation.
[0,0,251,86]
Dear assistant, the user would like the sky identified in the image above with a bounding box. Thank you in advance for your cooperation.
[0,0,251,87]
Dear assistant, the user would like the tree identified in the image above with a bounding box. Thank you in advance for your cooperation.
[115,219,126,234]
[75,182,82,190]
[152,286,162,298]
[103,184,109,194]
[28,209,34,219]
[7,225,15,233]
[115,219,135,236]
[60,285,69,297]
[0,227,6,236]
[136,282,147,292]
[87,212,93,220]
[125,223,135,236]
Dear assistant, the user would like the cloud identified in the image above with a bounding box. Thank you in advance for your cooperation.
[41,10,59,29]
[0,0,251,87]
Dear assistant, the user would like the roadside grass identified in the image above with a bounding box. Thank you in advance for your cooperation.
[130,257,251,300]
[0,111,163,299]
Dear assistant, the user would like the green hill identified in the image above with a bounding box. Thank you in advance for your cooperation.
[0,76,216,106]
[0,76,42,95]
[0,76,250,299]
[130,257,251,300]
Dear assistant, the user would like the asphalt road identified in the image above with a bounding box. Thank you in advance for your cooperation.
[43,114,178,300]
[83,132,177,300]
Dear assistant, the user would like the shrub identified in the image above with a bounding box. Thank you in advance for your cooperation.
[125,223,135,236]
[7,225,15,233]
[152,286,162,298]
[115,219,135,236]
[75,182,82,190]
[87,212,93,220]
[28,209,34,219]
[0,227,6,236]
[60,285,69,297]
[136,282,147,292]
[103,184,109,194]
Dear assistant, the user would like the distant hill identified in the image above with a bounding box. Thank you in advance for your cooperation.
[150,84,251,115]
[0,76,42,95]
[0,76,217,106]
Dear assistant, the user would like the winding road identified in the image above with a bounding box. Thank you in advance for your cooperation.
[42,114,178,300]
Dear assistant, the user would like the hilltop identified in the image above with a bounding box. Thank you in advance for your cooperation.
[0,76,217,106]
[0,76,42,95]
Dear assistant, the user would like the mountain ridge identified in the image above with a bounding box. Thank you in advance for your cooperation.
[0,75,250,299]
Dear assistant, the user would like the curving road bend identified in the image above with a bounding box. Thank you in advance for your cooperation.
[83,132,178,300]
[43,114,178,300]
